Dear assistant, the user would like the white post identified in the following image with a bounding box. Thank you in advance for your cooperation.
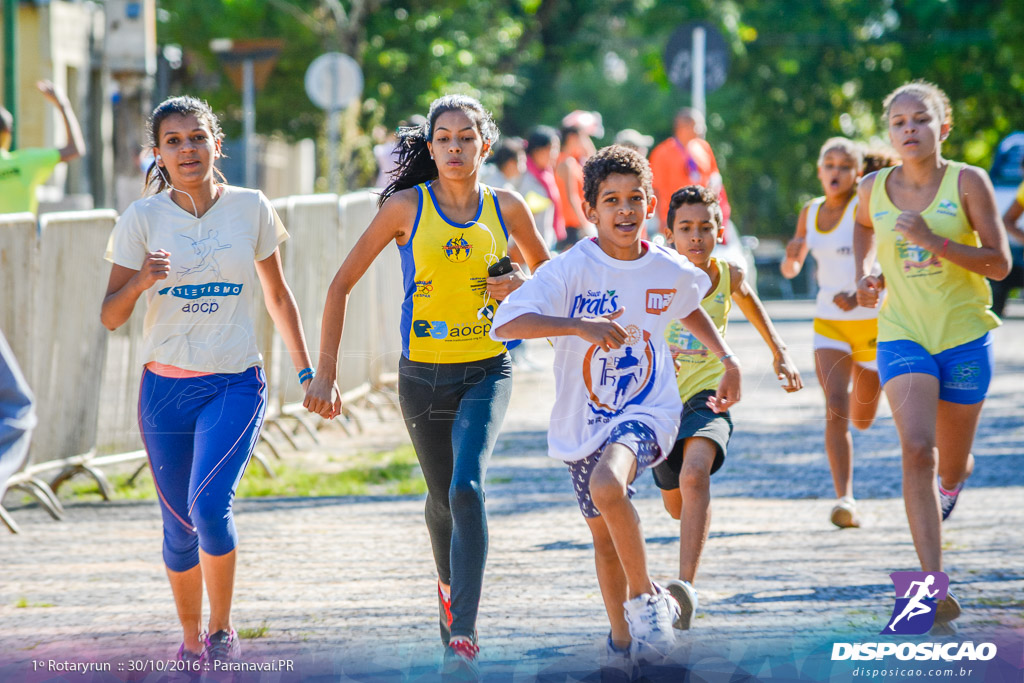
[242,58,256,188]
[691,26,706,116]
[328,110,340,194]
[328,59,341,194]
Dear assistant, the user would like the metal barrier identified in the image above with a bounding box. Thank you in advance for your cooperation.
[0,192,406,533]
[0,214,54,532]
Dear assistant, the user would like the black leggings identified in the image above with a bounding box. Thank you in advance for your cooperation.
[398,353,513,639]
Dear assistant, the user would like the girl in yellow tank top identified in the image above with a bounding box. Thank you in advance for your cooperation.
[653,186,802,622]
[852,81,1011,630]
[304,95,550,668]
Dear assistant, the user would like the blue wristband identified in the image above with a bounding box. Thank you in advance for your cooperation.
[298,367,315,383]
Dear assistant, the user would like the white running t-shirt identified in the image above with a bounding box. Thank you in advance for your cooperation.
[491,238,710,462]
[105,185,288,373]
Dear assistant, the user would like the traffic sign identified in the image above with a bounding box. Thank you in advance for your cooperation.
[663,21,730,93]
[305,52,363,111]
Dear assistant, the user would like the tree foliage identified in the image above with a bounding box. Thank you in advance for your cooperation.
[158,0,1024,235]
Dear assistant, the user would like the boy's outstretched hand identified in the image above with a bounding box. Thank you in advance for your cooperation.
[707,356,741,413]
[576,307,627,352]
[774,350,803,392]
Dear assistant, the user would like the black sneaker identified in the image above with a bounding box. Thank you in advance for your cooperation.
[939,482,964,521]
[202,629,241,665]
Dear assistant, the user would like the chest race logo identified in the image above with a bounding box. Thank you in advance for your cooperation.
[582,325,656,420]
[442,236,473,263]
[896,239,941,277]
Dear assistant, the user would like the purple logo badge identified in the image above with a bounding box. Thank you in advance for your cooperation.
[881,571,949,635]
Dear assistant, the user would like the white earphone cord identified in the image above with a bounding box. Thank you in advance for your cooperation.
[155,158,199,218]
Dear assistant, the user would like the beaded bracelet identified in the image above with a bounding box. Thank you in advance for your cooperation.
[298,367,315,384]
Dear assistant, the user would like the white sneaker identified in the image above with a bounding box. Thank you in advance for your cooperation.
[830,496,860,528]
[623,583,679,661]
[665,579,699,630]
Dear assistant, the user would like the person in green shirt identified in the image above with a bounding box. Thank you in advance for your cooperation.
[0,80,86,215]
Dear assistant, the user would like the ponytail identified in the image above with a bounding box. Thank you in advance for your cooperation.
[378,121,436,207]
[377,94,499,208]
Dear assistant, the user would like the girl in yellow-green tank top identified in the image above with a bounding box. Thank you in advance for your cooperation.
[853,81,1011,631]
[304,95,550,672]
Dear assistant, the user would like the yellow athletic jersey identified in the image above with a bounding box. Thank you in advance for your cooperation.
[399,182,511,363]
[665,258,731,403]
[869,162,999,354]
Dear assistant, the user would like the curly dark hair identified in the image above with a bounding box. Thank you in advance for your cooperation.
[581,145,653,208]
[666,185,722,233]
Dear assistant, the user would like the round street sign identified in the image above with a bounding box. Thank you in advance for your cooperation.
[663,21,730,93]
[305,52,364,111]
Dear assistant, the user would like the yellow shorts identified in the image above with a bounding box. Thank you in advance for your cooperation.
[813,317,878,367]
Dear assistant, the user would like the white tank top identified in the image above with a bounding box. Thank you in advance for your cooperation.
[805,196,879,321]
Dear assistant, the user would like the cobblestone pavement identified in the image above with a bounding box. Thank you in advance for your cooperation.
[1,301,1022,681]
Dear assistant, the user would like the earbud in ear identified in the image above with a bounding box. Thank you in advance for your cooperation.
[156,154,162,162]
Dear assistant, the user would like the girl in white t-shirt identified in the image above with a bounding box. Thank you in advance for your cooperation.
[100,96,313,666]
[780,137,885,529]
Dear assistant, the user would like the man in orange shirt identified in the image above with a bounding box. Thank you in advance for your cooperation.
[649,108,731,230]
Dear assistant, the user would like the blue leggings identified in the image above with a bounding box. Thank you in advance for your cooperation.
[398,353,513,640]
[138,366,267,572]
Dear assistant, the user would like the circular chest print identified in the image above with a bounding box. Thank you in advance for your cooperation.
[582,328,657,420]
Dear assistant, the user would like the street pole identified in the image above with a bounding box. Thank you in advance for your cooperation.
[328,110,340,194]
[328,58,340,194]
[242,58,255,188]
[691,25,706,116]
[3,0,17,149]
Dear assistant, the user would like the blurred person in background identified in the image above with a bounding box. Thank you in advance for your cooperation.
[991,154,1024,317]
[0,80,85,215]
[519,126,563,249]
[556,111,601,249]
[650,108,731,231]
[480,137,525,191]
[862,142,900,176]
[375,115,427,187]
[614,128,654,158]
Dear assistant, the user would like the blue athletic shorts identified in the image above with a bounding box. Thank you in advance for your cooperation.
[876,332,993,405]
[566,420,662,519]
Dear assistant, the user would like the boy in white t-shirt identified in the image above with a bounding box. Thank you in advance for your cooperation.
[491,146,741,664]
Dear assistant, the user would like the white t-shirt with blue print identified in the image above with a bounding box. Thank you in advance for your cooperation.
[105,185,288,374]
[491,238,710,462]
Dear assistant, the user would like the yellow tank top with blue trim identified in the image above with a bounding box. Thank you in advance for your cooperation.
[665,258,731,403]
[399,182,511,363]
[869,162,999,354]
